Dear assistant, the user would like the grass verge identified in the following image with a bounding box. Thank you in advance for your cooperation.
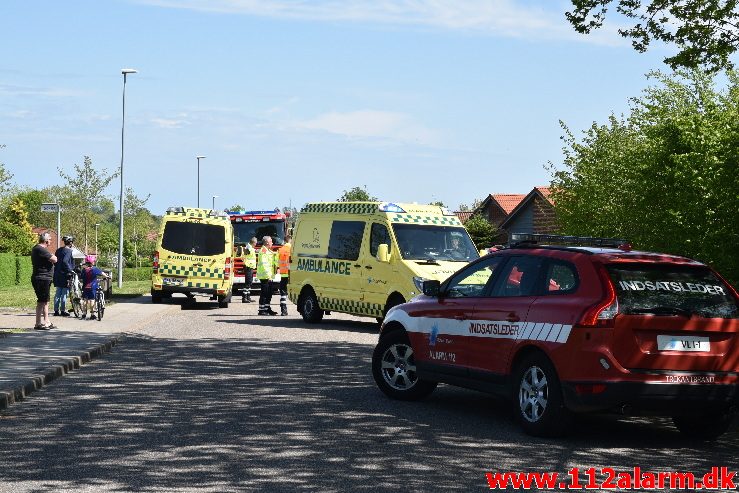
[0,280,151,310]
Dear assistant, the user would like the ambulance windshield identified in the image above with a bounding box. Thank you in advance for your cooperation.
[233,221,285,246]
[392,224,477,262]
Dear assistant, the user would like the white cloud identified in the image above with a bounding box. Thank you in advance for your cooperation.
[133,0,623,44]
[292,109,437,144]
[150,114,192,129]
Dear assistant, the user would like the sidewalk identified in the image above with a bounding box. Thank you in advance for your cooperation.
[0,296,176,410]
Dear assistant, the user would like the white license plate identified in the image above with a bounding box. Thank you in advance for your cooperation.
[657,335,710,352]
[163,277,184,286]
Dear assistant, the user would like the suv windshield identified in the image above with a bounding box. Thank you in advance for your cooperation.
[161,221,226,256]
[607,264,738,319]
[391,224,477,262]
[233,221,285,246]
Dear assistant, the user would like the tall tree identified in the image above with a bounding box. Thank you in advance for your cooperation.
[566,0,739,72]
[337,186,377,202]
[0,196,36,254]
[58,156,118,253]
[550,69,739,285]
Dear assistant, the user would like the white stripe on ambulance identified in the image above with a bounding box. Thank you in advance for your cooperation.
[384,309,572,344]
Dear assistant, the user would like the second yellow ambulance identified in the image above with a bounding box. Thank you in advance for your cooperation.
[288,202,479,322]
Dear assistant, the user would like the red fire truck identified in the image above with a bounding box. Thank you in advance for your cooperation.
[227,209,289,296]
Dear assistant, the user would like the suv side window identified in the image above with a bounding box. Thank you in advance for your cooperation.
[445,257,503,298]
[544,260,579,294]
[369,223,392,258]
[492,256,544,297]
[328,221,365,261]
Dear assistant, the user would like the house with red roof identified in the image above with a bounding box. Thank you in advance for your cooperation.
[455,186,556,244]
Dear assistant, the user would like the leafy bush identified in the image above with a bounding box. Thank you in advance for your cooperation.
[0,253,15,287]
[15,256,32,285]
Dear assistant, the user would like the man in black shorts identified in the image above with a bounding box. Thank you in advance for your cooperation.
[31,232,58,330]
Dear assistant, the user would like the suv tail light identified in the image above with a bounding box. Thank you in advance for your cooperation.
[153,251,159,274]
[224,257,232,280]
[578,265,618,328]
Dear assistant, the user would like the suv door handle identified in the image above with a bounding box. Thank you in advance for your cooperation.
[365,266,373,270]
[354,264,361,268]
[506,313,520,323]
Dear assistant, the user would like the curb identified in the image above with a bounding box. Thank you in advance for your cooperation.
[0,334,123,411]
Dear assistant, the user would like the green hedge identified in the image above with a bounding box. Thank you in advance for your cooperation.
[123,266,153,281]
[0,253,15,287]
[16,256,32,285]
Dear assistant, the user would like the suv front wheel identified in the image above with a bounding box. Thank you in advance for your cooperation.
[512,353,572,437]
[372,330,437,401]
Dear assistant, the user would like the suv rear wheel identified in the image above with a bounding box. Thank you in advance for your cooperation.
[512,353,572,437]
[372,330,437,400]
[672,411,734,441]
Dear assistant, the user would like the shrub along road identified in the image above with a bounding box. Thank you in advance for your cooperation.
[0,297,736,492]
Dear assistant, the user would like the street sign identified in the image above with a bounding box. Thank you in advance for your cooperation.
[40,203,59,212]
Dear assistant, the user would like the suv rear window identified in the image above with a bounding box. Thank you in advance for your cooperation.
[607,264,738,319]
[161,221,226,256]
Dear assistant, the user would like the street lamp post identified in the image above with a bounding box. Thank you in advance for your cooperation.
[118,68,137,288]
[196,155,206,207]
[95,223,100,255]
[212,195,218,211]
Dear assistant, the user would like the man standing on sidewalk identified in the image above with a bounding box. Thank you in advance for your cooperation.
[257,236,278,316]
[277,234,291,316]
[52,235,75,317]
[31,232,58,330]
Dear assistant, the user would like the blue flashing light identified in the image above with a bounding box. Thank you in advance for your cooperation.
[378,202,406,213]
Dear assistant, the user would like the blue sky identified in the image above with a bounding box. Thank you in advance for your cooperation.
[1,0,671,214]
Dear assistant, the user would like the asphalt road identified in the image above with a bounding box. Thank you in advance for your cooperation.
[1,296,737,492]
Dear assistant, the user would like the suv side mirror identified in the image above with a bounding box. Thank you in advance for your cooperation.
[422,280,441,297]
[377,243,390,263]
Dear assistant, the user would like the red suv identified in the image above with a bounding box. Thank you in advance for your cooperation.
[372,234,739,439]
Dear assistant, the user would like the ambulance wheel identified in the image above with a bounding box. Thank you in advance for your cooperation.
[672,411,734,441]
[372,330,436,401]
[151,290,163,304]
[512,353,572,437]
[300,288,323,323]
[218,292,231,308]
[383,294,406,320]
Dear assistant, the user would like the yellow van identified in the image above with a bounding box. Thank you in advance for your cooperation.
[288,202,479,322]
[151,207,234,307]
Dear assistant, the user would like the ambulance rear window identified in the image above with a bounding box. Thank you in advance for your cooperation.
[607,264,738,319]
[162,221,226,256]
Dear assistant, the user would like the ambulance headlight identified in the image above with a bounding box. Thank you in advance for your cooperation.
[413,276,428,292]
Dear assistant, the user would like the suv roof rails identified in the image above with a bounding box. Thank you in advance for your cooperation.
[509,233,631,250]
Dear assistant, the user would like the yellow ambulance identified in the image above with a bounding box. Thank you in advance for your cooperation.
[151,207,234,307]
[288,202,479,322]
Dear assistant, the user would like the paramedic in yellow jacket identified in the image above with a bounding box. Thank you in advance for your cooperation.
[241,237,257,303]
[257,236,278,316]
[277,234,292,316]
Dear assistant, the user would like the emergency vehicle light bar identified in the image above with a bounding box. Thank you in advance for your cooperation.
[510,233,630,249]
[166,207,185,213]
[228,209,282,216]
[379,202,406,213]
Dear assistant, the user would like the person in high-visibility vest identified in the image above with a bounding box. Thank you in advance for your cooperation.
[257,235,278,316]
[277,234,292,316]
[241,237,258,303]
